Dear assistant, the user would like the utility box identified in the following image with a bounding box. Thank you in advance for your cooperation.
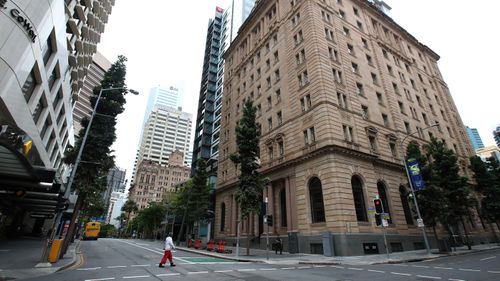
[288,231,299,254]
[322,232,334,257]
[48,239,62,263]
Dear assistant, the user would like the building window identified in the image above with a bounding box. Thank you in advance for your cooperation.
[347,44,355,55]
[377,92,384,105]
[389,141,397,156]
[382,114,389,127]
[22,68,39,102]
[278,139,284,156]
[366,54,373,66]
[48,64,60,90]
[32,94,47,124]
[343,125,353,142]
[268,144,274,159]
[303,127,315,145]
[342,26,350,37]
[371,73,379,85]
[291,12,301,26]
[404,122,411,134]
[280,188,287,226]
[361,105,369,119]
[377,181,392,224]
[300,94,312,111]
[294,30,304,45]
[399,186,414,225]
[309,177,326,223]
[277,111,282,125]
[351,176,367,221]
[337,92,347,109]
[351,62,359,74]
[268,117,273,131]
[368,135,377,152]
[220,203,226,231]
[332,68,343,84]
[42,29,56,65]
[295,48,306,65]
[356,82,364,96]
[328,47,338,61]
[298,70,309,87]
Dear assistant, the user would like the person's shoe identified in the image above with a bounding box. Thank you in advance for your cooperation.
[159,263,164,268]
[170,263,176,267]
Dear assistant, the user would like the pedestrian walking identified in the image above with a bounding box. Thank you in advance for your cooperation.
[159,233,176,267]
[274,235,283,255]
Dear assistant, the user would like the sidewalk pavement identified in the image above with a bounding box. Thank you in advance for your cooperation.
[0,237,80,280]
[161,240,500,266]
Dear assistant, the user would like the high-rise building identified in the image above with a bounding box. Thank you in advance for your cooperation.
[103,166,126,206]
[106,191,127,226]
[132,105,193,182]
[476,145,500,163]
[215,0,478,255]
[143,85,184,127]
[129,150,191,211]
[466,126,484,151]
[192,1,256,174]
[73,52,112,134]
[494,125,500,148]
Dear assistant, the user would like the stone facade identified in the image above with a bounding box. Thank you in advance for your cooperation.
[215,0,487,255]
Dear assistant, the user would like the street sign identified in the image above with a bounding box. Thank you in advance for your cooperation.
[382,213,391,219]
[382,219,389,227]
[368,207,376,214]
[417,218,424,228]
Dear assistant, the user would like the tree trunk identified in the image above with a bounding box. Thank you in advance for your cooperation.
[432,225,439,243]
[460,217,472,250]
[246,218,251,256]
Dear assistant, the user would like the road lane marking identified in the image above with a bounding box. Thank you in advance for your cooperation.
[77,267,102,270]
[123,275,151,279]
[417,275,441,279]
[157,273,180,277]
[434,266,453,270]
[449,279,465,281]
[394,264,408,266]
[282,267,295,270]
[187,271,209,274]
[314,265,327,268]
[259,268,277,271]
[298,266,311,269]
[116,240,194,264]
[214,270,233,273]
[413,265,429,268]
[107,265,127,268]
[488,270,500,273]
[130,264,150,267]
[480,256,496,261]
[368,269,385,273]
[459,268,480,272]
[348,267,363,271]
[238,269,256,272]
[391,272,412,276]
[330,265,344,269]
[85,278,115,281]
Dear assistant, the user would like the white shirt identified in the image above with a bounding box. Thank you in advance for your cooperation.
[165,236,175,250]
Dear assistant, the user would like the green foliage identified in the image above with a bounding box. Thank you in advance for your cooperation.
[187,158,212,221]
[121,199,138,221]
[469,156,500,223]
[231,99,267,219]
[135,202,167,238]
[99,224,117,237]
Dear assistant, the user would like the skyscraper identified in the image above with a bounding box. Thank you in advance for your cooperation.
[215,0,478,255]
[494,125,500,148]
[192,1,256,174]
[143,85,184,127]
[466,126,484,151]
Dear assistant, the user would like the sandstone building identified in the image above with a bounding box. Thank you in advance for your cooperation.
[215,0,480,255]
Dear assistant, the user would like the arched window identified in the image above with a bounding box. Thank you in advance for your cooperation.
[351,176,367,221]
[309,177,325,223]
[399,186,414,225]
[280,188,287,227]
[220,202,226,232]
[377,181,392,224]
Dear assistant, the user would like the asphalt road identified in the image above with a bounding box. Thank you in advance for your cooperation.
[22,239,500,281]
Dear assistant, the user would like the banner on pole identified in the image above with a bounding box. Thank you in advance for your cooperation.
[407,157,425,190]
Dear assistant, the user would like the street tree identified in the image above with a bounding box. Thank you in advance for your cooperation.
[230,99,267,255]
[121,199,138,223]
[136,202,167,239]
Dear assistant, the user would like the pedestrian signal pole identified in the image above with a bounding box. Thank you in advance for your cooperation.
[374,196,390,259]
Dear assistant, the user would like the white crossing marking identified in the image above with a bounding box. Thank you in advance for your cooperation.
[123,275,150,279]
[85,278,115,281]
[107,265,127,268]
[448,279,466,281]
[348,267,363,271]
[391,272,412,276]
[394,264,408,266]
[187,271,209,274]
[116,240,194,264]
[298,266,311,269]
[488,270,500,273]
[214,270,233,273]
[417,275,441,279]
[459,268,480,272]
[130,264,150,267]
[77,267,101,271]
[368,269,385,273]
[434,266,453,270]
[413,265,429,268]
[314,265,327,268]
[238,269,256,272]
[282,267,295,270]
[480,256,496,261]
[157,273,180,277]
[330,265,345,269]
[259,268,277,271]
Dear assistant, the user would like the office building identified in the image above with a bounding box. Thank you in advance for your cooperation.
[106,191,127,226]
[466,126,484,151]
[215,0,479,255]
[143,85,183,126]
[476,145,500,163]
[103,166,126,207]
[494,125,500,148]
[128,150,191,211]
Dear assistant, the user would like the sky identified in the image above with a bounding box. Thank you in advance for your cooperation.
[97,0,500,190]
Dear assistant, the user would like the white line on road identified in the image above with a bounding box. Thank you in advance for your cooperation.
[459,268,481,272]
[488,270,500,273]
[413,265,429,268]
[368,269,385,273]
[107,265,127,268]
[417,275,441,279]
[393,264,409,266]
[348,267,363,271]
[238,269,257,272]
[130,264,150,267]
[282,267,295,270]
[314,265,327,268]
[434,266,453,270]
[77,267,102,271]
[85,278,115,281]
[187,271,209,274]
[330,265,345,269]
[448,279,466,281]
[123,275,151,279]
[480,256,496,261]
[298,266,311,269]
[259,268,277,271]
[0,250,10,252]
[391,272,412,276]
[157,273,181,277]
[214,270,233,273]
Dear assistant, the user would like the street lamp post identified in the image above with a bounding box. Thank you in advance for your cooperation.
[56,87,138,258]
[401,124,437,256]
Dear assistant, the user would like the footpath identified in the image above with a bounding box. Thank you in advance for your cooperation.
[0,237,498,280]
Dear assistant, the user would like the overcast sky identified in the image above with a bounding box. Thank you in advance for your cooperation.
[98,0,500,189]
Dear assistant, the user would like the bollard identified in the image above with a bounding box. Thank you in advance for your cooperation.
[216,240,225,253]
[188,239,193,248]
[195,239,201,249]
[48,239,63,263]
[207,240,214,251]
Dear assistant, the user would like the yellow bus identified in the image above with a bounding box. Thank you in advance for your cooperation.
[83,221,101,240]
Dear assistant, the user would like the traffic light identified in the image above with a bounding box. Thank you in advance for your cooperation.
[374,198,383,214]
[374,214,382,226]
[266,215,273,226]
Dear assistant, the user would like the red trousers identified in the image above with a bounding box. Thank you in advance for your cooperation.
[160,250,173,265]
